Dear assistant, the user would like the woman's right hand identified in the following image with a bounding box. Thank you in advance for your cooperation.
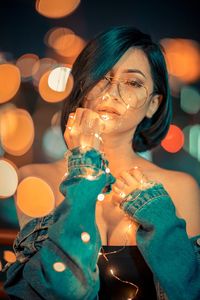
[64,108,105,151]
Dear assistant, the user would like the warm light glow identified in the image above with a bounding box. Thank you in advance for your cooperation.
[32,57,57,87]
[161,124,184,153]
[0,260,2,271]
[48,66,71,92]
[110,269,114,275]
[16,53,39,79]
[0,159,18,198]
[53,262,66,272]
[0,64,21,103]
[161,38,200,83]
[38,69,74,102]
[97,193,105,201]
[0,108,34,156]
[81,232,90,243]
[16,176,55,217]
[45,27,85,59]
[35,0,80,19]
[3,250,16,263]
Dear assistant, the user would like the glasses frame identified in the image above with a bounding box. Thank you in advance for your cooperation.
[84,75,153,110]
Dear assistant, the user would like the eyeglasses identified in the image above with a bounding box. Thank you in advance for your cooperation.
[85,76,149,109]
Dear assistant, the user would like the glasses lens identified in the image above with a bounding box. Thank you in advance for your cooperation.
[119,82,148,109]
[86,78,109,101]
[86,78,148,109]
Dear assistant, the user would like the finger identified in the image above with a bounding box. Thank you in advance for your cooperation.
[114,178,127,189]
[74,108,85,127]
[129,167,149,184]
[65,112,75,130]
[119,171,138,186]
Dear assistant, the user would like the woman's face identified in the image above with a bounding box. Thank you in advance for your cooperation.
[83,48,160,135]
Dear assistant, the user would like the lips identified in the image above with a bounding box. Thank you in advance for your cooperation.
[96,106,120,116]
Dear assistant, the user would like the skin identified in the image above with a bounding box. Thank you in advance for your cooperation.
[15,48,200,245]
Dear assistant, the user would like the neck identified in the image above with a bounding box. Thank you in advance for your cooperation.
[100,131,139,177]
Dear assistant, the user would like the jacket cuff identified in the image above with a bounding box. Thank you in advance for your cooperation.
[121,183,170,216]
[64,147,115,193]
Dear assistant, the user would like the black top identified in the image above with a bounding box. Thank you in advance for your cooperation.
[97,246,157,300]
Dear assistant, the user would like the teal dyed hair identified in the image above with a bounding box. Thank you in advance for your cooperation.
[61,26,172,152]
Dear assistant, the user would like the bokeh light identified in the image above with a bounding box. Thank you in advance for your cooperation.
[48,66,71,92]
[45,27,85,59]
[42,125,66,160]
[161,38,200,83]
[51,110,62,127]
[32,57,57,87]
[38,68,74,102]
[161,124,184,153]
[0,64,21,104]
[180,86,200,114]
[183,125,200,162]
[81,232,90,243]
[16,53,39,80]
[35,0,80,19]
[0,159,18,198]
[16,176,55,217]
[53,262,66,272]
[3,250,16,263]
[0,108,34,156]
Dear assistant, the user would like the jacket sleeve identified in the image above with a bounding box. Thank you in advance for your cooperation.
[4,148,115,300]
[121,183,200,300]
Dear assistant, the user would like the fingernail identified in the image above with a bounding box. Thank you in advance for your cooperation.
[133,166,138,169]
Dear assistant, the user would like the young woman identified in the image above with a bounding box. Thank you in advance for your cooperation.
[4,26,200,300]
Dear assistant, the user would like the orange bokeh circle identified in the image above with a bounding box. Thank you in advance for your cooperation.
[0,64,21,104]
[38,69,74,102]
[161,124,184,153]
[35,0,80,19]
[16,176,55,218]
[0,108,34,156]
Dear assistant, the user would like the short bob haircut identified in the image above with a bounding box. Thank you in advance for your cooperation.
[60,25,172,152]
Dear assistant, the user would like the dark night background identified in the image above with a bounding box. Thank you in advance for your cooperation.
[0,0,200,294]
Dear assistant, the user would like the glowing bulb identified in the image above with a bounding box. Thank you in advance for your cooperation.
[128,224,132,230]
[97,193,105,201]
[110,269,114,275]
[81,232,90,243]
[105,167,110,173]
[53,262,66,272]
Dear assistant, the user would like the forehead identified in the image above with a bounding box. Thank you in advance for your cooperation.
[111,48,151,79]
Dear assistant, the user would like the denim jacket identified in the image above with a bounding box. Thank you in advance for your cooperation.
[3,148,200,300]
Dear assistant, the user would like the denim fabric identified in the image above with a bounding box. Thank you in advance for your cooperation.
[3,148,200,300]
[122,184,200,300]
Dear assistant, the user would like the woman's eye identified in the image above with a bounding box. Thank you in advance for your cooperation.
[126,80,143,88]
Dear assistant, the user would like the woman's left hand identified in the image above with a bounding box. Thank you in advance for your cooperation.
[112,167,150,202]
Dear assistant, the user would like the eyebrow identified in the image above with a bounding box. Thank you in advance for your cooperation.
[122,69,146,79]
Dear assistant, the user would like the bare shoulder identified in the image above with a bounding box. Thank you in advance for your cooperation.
[148,165,200,237]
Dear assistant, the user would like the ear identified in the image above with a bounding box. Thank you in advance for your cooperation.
[146,94,162,118]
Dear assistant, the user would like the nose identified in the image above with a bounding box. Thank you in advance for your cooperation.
[102,81,121,103]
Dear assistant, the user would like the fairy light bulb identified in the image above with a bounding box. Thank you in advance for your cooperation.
[53,262,66,272]
[81,231,90,243]
[110,268,114,275]
[97,193,105,201]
